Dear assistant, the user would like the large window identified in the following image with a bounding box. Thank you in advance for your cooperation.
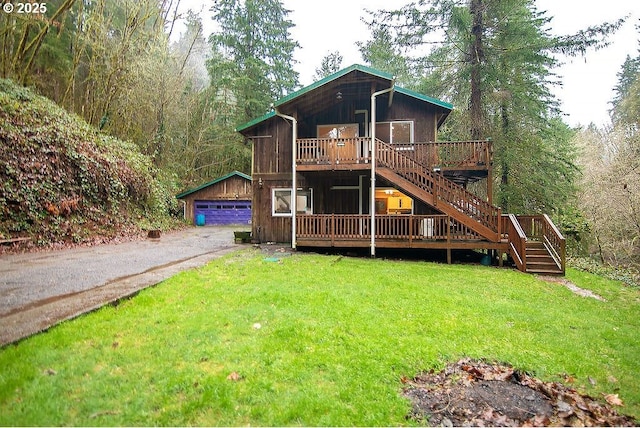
[317,123,359,139]
[272,188,313,217]
[375,121,414,148]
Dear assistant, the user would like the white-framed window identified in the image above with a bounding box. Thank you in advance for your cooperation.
[375,120,414,149]
[272,188,313,217]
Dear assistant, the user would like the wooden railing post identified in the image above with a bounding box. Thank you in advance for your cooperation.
[409,214,413,246]
[331,214,335,246]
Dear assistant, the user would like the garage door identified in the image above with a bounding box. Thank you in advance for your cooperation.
[194,200,251,225]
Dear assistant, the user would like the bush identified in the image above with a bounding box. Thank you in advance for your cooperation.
[0,78,179,247]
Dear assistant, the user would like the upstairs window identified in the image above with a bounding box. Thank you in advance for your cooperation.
[375,121,414,149]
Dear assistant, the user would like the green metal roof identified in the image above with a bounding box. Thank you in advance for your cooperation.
[176,170,251,199]
[235,110,275,133]
[395,86,453,110]
[235,64,453,132]
[273,64,394,107]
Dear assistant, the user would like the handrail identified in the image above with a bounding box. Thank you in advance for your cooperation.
[506,214,527,272]
[296,138,492,169]
[375,139,500,233]
[297,137,370,165]
[514,215,565,274]
[542,214,566,275]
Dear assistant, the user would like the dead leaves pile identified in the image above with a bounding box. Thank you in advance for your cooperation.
[403,358,637,426]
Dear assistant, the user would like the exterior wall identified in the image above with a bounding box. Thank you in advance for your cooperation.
[386,94,438,142]
[245,88,445,244]
[251,119,296,242]
[181,176,251,224]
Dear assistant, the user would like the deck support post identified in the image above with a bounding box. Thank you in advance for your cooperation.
[446,214,452,264]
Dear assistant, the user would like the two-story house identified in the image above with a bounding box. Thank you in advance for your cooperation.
[236,64,565,275]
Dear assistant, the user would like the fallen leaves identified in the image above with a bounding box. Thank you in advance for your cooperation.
[403,358,637,427]
[605,393,624,407]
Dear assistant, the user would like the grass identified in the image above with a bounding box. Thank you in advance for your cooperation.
[1,249,639,425]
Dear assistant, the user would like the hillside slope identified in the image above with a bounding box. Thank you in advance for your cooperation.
[0,79,176,250]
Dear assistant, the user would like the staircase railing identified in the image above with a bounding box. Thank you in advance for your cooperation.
[505,214,527,272]
[375,139,500,235]
[516,215,566,274]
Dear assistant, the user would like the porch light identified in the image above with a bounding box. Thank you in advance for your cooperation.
[336,91,343,100]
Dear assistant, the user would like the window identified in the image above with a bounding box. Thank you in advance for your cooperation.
[375,121,414,149]
[272,188,313,217]
[317,123,359,139]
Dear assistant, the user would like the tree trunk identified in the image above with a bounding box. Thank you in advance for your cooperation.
[469,0,485,140]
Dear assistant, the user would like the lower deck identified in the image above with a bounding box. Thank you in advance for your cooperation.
[295,213,510,265]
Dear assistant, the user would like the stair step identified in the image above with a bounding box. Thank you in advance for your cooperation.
[527,268,563,275]
[527,253,552,259]
[529,261,557,267]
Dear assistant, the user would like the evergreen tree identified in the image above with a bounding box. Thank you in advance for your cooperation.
[209,0,300,122]
[357,26,414,87]
[314,51,343,80]
[361,0,623,214]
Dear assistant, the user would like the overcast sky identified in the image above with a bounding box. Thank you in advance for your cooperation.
[189,0,639,127]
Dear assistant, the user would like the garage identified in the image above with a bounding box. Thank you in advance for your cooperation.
[194,200,251,226]
[176,171,252,226]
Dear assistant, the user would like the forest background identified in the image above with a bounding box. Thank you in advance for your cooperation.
[0,0,638,275]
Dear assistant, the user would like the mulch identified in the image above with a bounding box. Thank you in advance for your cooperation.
[403,358,637,426]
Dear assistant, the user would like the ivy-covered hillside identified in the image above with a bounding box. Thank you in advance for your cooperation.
[0,79,179,250]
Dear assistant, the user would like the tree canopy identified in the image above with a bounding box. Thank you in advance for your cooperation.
[361,0,624,214]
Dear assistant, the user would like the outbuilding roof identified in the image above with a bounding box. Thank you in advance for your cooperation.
[176,171,251,199]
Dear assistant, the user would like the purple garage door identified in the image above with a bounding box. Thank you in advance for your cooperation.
[194,200,251,225]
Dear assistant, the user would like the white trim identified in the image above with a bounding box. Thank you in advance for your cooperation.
[271,188,313,217]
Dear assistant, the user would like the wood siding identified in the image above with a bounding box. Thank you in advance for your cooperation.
[244,86,447,243]
[180,176,251,224]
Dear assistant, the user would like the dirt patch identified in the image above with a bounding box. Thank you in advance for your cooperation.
[538,275,606,301]
[403,358,636,426]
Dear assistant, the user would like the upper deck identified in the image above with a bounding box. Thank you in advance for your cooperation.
[296,138,492,183]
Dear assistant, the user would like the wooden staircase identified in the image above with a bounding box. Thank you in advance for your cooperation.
[375,139,501,242]
[525,241,563,275]
[372,139,566,275]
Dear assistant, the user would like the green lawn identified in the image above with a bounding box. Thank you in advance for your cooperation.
[1,249,638,426]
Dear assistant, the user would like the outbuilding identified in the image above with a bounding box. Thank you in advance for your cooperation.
[176,171,252,226]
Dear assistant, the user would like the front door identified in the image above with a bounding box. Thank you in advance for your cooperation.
[317,124,359,164]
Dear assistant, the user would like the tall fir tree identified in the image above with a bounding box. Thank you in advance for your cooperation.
[314,51,343,80]
[361,0,623,214]
[209,0,300,122]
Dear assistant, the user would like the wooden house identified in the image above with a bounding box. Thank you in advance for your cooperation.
[176,171,252,226]
[236,65,565,275]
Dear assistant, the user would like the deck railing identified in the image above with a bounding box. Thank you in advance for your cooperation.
[396,140,492,169]
[296,138,491,169]
[297,137,370,165]
[516,214,566,274]
[505,214,527,272]
[375,139,501,235]
[296,214,483,242]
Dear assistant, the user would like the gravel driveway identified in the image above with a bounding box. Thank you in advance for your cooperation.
[0,226,244,346]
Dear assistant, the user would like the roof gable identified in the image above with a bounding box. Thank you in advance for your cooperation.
[176,171,251,199]
[236,64,453,133]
